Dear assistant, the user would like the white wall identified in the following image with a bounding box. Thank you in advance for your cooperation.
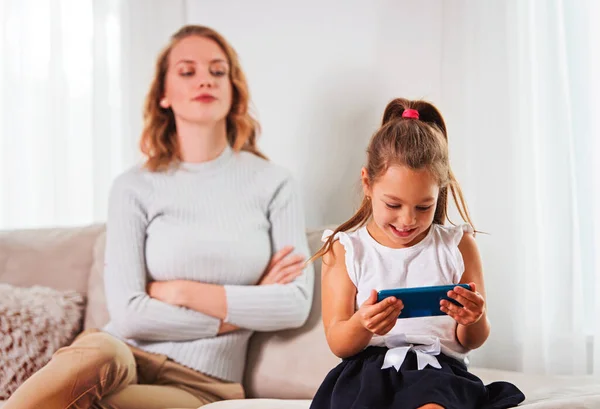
[185,0,444,227]
[439,1,520,371]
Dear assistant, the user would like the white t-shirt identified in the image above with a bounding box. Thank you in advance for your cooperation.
[324,223,473,362]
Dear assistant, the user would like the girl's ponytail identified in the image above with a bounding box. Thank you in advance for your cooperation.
[310,97,476,264]
[382,98,448,139]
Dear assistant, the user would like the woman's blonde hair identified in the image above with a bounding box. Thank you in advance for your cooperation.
[140,25,265,171]
[312,98,474,262]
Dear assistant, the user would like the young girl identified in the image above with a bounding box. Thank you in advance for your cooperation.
[310,99,525,409]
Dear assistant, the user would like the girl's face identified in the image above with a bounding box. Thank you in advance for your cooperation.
[362,165,439,249]
[162,35,232,126]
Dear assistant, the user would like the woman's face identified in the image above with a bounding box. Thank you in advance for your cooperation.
[162,35,233,126]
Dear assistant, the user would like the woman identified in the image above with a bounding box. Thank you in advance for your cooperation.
[5,25,314,409]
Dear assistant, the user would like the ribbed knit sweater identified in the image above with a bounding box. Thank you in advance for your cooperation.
[102,145,314,382]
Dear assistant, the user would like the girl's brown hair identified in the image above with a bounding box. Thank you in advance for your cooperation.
[140,25,265,171]
[312,98,474,261]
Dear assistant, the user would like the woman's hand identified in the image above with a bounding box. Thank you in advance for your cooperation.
[440,282,485,326]
[258,245,305,285]
[147,280,185,305]
[148,281,240,335]
[352,289,403,336]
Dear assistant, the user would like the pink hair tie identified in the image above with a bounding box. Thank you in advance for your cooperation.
[402,109,419,119]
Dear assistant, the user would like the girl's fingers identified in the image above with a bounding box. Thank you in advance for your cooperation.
[379,303,403,332]
[441,304,477,326]
[447,291,479,310]
[368,297,398,316]
[371,302,400,323]
[454,284,486,312]
[440,299,465,315]
[372,309,400,334]
[452,285,483,304]
[363,302,398,331]
[441,305,464,324]
[374,319,397,335]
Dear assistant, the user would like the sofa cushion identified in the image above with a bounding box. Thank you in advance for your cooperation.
[0,283,85,399]
[244,227,341,399]
[203,399,309,408]
[84,230,110,330]
[0,224,104,294]
[472,367,600,407]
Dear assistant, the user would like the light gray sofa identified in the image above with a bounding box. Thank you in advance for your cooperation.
[1,224,600,408]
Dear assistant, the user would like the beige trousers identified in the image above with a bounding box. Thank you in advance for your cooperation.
[4,329,244,409]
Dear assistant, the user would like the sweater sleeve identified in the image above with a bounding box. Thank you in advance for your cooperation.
[223,173,314,331]
[103,171,221,341]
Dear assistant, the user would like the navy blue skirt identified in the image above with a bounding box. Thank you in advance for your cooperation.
[310,347,525,409]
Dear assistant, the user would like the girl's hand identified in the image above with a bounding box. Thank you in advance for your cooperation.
[440,282,485,326]
[353,289,403,336]
[258,246,305,285]
[147,280,184,305]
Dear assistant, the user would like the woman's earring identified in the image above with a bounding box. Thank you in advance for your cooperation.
[160,99,169,108]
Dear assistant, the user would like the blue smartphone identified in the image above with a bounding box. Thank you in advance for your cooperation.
[377,283,471,319]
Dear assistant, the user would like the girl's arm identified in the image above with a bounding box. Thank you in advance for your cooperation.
[322,241,403,358]
[441,233,491,350]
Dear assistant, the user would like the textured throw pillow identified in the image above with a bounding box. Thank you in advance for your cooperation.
[0,283,85,399]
